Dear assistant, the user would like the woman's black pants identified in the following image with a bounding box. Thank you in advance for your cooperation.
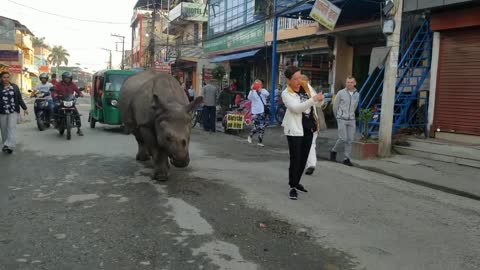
[287,130,313,188]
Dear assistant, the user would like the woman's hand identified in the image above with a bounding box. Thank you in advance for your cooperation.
[23,109,29,116]
[313,93,324,102]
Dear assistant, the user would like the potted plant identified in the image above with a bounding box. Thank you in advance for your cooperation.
[352,108,379,160]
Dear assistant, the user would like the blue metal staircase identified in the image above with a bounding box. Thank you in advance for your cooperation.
[358,17,432,137]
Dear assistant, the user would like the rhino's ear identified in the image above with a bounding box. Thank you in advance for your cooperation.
[185,96,203,113]
[152,94,167,114]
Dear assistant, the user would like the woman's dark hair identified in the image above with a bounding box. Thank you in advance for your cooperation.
[284,66,300,80]
[0,71,10,78]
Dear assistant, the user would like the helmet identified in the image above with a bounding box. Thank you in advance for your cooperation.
[61,71,73,80]
[39,73,49,80]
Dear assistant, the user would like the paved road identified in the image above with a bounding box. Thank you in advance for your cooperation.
[1,102,479,270]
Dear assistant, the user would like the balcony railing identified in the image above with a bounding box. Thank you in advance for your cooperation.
[266,17,317,32]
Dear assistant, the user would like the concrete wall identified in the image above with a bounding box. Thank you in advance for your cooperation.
[334,36,353,92]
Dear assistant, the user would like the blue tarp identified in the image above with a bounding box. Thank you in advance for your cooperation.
[209,49,261,63]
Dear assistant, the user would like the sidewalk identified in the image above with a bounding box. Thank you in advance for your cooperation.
[219,124,480,200]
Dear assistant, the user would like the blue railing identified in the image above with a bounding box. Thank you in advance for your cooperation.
[358,17,432,137]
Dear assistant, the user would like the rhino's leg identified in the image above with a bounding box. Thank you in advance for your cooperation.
[152,150,170,182]
[133,128,150,161]
[137,127,169,181]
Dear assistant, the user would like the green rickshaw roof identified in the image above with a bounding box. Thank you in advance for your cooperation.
[93,69,140,77]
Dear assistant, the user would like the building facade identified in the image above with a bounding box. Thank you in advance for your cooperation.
[167,0,208,95]
[204,0,268,94]
[0,16,36,93]
[404,0,480,139]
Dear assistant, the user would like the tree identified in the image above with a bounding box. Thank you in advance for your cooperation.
[32,37,48,48]
[48,46,70,74]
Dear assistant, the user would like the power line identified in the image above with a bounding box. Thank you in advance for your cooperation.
[7,0,129,25]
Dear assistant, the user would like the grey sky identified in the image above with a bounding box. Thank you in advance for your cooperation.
[0,0,137,72]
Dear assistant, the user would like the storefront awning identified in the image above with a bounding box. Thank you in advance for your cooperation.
[209,49,261,63]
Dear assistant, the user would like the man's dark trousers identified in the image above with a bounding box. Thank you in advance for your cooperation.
[203,106,216,132]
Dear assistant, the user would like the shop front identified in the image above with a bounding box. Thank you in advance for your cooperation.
[204,22,266,94]
[277,37,331,92]
[430,6,480,137]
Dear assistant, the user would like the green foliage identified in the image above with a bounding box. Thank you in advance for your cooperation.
[32,37,49,49]
[360,108,374,142]
[212,65,226,80]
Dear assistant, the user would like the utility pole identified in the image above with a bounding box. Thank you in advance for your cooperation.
[269,0,278,125]
[101,48,112,69]
[111,34,126,70]
[378,0,403,157]
[150,0,158,67]
[165,0,170,62]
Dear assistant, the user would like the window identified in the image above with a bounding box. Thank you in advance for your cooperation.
[208,0,257,38]
[194,23,199,43]
[209,0,225,35]
[105,74,131,91]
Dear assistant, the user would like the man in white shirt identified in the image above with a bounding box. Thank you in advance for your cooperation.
[247,79,269,147]
[33,73,54,120]
[187,85,195,102]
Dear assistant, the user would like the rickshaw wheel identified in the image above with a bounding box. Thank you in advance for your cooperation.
[121,125,130,135]
[90,118,96,128]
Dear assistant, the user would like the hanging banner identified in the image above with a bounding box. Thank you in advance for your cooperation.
[310,0,341,31]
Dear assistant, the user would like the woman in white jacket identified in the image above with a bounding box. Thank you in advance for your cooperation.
[281,66,324,200]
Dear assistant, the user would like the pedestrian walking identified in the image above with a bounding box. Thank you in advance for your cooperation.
[247,80,269,147]
[330,76,359,166]
[201,81,218,132]
[300,75,324,176]
[281,66,324,200]
[0,71,28,154]
[187,84,195,102]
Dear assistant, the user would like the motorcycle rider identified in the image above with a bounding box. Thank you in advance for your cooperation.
[52,72,84,136]
[33,73,54,121]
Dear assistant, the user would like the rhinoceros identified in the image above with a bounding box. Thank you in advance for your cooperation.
[118,70,203,180]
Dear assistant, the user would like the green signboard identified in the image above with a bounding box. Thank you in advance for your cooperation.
[204,22,265,54]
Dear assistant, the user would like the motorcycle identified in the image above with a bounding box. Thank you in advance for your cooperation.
[28,89,51,131]
[54,93,78,140]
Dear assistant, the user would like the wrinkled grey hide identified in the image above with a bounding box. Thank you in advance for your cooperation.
[118,70,203,181]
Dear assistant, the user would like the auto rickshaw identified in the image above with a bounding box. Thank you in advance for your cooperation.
[88,69,138,129]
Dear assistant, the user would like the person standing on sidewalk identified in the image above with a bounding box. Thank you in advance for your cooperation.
[201,81,218,132]
[330,76,359,166]
[300,75,324,175]
[247,80,269,147]
[282,66,324,200]
[0,71,28,154]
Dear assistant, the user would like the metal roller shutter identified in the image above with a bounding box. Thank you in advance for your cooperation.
[434,27,480,136]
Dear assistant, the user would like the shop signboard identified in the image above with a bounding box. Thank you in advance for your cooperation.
[9,64,22,73]
[0,50,19,62]
[226,114,244,130]
[154,61,171,74]
[204,23,265,54]
[309,0,341,31]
